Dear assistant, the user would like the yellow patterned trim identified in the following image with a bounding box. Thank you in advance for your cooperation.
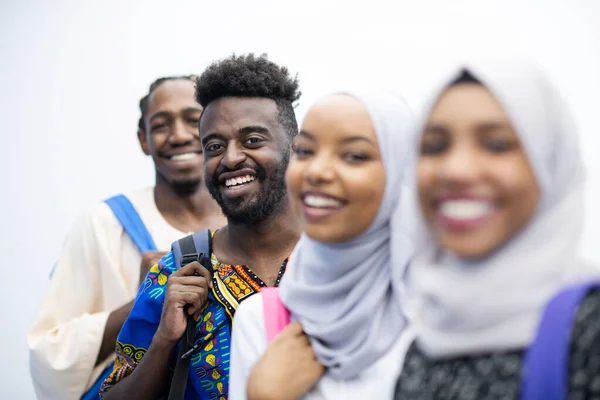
[213,278,237,320]
[115,341,147,363]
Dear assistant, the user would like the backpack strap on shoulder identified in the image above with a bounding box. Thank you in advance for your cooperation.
[167,229,212,400]
[80,195,157,397]
[105,194,158,253]
[172,229,212,272]
[521,281,600,400]
[262,287,291,343]
[54,194,155,279]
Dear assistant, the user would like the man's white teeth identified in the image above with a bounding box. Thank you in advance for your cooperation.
[170,153,197,161]
[225,175,255,187]
[439,200,494,220]
[304,195,343,209]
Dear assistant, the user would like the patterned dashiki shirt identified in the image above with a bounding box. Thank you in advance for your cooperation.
[100,243,288,399]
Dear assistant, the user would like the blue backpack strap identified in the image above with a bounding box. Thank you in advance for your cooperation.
[51,195,157,279]
[78,195,159,399]
[104,194,158,254]
[521,281,600,400]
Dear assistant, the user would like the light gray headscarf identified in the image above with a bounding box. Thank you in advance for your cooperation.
[278,91,415,379]
[405,59,600,359]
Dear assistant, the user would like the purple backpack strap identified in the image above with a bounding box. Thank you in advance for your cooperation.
[262,287,291,343]
[521,281,600,400]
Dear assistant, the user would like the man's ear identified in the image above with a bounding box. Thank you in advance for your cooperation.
[138,128,150,156]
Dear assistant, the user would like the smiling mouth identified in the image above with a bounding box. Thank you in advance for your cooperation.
[301,194,344,221]
[436,199,496,230]
[303,194,344,209]
[224,175,256,188]
[161,152,201,161]
[438,199,494,219]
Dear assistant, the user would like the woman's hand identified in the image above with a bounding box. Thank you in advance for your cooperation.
[247,322,325,400]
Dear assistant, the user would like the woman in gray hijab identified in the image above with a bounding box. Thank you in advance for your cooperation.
[395,60,600,399]
[228,90,416,400]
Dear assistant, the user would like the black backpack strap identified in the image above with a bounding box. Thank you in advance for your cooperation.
[172,229,212,272]
[167,229,212,400]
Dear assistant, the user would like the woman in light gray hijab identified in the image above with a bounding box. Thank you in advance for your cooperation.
[395,60,600,399]
[228,90,415,400]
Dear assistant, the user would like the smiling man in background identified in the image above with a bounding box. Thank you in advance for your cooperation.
[28,75,226,400]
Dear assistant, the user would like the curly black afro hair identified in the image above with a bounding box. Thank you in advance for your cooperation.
[138,75,198,132]
[195,53,301,139]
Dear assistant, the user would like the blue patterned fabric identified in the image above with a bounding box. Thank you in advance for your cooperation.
[100,251,288,399]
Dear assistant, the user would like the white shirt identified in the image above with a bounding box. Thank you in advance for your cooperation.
[28,187,189,400]
[229,293,415,400]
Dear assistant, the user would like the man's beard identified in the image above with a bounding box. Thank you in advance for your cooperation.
[205,153,289,225]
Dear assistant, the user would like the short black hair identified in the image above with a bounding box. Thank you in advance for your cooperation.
[138,75,197,132]
[450,69,481,86]
[195,53,301,139]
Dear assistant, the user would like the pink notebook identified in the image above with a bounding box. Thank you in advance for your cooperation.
[261,287,291,343]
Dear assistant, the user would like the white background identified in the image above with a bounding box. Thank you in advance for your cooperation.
[1,0,599,397]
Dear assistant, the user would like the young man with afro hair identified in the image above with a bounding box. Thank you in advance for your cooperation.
[101,54,302,400]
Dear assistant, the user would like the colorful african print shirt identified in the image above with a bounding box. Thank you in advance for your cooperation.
[99,250,288,399]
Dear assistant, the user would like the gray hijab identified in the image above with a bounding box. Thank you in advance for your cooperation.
[278,90,415,379]
[405,59,600,359]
